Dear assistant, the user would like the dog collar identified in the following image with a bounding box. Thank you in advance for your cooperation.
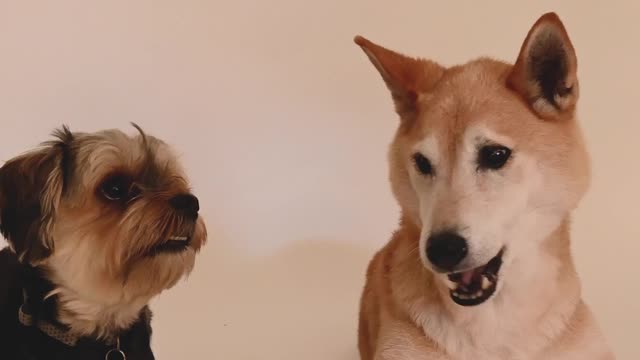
[18,303,81,347]
[18,290,126,359]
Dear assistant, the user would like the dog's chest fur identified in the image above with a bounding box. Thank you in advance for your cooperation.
[0,248,156,360]
[410,298,571,359]
[409,299,610,360]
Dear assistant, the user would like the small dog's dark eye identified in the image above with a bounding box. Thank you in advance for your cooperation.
[100,175,132,201]
[413,153,433,175]
[478,145,512,170]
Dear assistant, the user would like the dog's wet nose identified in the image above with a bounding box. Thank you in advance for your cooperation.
[170,194,200,215]
[426,231,468,271]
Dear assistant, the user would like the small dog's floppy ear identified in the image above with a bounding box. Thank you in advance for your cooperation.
[354,36,445,123]
[507,12,579,120]
[0,126,73,264]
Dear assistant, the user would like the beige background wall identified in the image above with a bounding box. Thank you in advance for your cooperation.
[0,1,637,359]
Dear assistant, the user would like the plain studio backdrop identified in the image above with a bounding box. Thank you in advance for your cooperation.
[0,1,637,359]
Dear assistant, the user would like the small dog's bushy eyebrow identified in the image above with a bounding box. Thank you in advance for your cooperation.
[131,122,167,188]
[130,123,162,187]
[131,122,155,164]
[131,122,148,145]
[44,125,74,193]
[139,161,163,189]
[51,125,74,145]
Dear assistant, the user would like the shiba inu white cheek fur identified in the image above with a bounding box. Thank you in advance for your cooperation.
[407,125,567,307]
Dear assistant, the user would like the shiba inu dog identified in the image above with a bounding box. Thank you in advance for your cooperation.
[354,12,614,359]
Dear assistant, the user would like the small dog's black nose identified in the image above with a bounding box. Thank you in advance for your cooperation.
[169,194,200,215]
[426,231,468,271]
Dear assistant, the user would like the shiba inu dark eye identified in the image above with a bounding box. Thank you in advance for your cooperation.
[412,153,433,175]
[478,145,512,170]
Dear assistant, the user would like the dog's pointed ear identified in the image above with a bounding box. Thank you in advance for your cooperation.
[354,36,445,122]
[507,13,579,120]
[0,126,73,265]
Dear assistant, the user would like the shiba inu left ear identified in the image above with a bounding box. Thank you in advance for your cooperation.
[508,12,579,120]
[354,36,444,123]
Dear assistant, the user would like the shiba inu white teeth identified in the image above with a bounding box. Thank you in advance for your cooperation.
[445,279,458,290]
[451,289,489,301]
[482,275,491,290]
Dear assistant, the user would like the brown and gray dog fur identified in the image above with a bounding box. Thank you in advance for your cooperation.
[0,125,206,359]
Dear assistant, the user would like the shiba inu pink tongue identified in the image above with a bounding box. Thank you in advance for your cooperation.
[460,267,480,285]
[449,263,487,287]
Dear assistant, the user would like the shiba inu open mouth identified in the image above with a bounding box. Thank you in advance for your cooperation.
[445,249,504,306]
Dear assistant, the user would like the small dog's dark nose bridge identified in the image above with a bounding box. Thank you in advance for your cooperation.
[169,194,200,214]
[426,230,468,271]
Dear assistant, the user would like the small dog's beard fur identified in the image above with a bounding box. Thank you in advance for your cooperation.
[0,124,207,339]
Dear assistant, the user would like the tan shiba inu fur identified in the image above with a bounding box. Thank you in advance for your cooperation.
[355,13,613,360]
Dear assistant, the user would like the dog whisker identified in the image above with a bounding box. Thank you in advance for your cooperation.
[386,245,421,273]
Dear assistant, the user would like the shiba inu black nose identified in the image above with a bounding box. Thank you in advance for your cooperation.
[426,231,468,271]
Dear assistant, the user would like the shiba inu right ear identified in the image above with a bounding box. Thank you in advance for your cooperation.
[508,12,579,120]
[354,36,444,122]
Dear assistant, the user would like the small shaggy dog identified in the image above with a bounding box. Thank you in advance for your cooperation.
[0,125,207,359]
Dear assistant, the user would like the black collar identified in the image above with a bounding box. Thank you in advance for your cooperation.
[17,264,129,359]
